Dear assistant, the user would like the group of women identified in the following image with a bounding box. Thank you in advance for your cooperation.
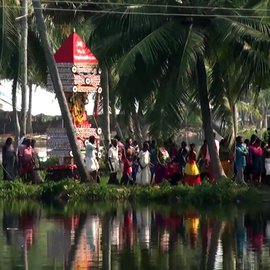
[1,136,42,183]
[101,133,270,186]
[102,137,203,186]
[234,134,270,184]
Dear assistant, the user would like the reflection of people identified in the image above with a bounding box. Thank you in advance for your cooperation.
[85,136,99,183]
[2,137,16,180]
[122,210,134,249]
[235,212,246,261]
[245,213,265,251]
[185,214,199,249]
[18,209,39,249]
[3,209,18,245]
[136,207,151,249]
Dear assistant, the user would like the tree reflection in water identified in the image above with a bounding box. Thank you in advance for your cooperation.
[1,202,270,269]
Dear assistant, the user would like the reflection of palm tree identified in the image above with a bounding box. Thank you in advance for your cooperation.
[222,223,236,270]
[200,217,208,270]
[206,220,225,270]
[102,213,112,270]
[24,240,29,270]
[66,213,87,270]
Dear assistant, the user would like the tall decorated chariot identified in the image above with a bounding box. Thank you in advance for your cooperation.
[46,33,102,178]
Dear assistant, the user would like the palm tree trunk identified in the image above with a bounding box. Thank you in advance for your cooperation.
[231,102,238,140]
[20,0,28,136]
[26,81,33,134]
[101,63,111,148]
[127,112,135,138]
[12,73,20,146]
[32,0,89,182]
[196,56,225,180]
[138,109,148,141]
[263,107,268,129]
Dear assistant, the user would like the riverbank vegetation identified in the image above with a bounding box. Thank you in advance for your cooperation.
[1,178,270,207]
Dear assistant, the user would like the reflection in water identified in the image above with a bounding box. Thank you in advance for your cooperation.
[1,203,270,269]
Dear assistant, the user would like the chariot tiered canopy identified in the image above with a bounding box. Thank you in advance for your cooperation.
[47,33,102,161]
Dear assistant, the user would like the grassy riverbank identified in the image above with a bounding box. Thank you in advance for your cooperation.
[0,178,269,206]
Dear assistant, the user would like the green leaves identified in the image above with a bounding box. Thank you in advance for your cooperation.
[88,0,270,138]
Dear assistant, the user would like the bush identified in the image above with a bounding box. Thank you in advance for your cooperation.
[0,178,268,207]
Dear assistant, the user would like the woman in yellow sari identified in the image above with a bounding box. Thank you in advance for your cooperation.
[183,143,201,186]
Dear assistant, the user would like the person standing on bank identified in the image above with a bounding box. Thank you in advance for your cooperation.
[235,136,248,184]
[18,138,33,182]
[2,137,16,180]
[31,139,43,184]
[136,141,151,185]
[85,136,99,183]
[108,139,120,184]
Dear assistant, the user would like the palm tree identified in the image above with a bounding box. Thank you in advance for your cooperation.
[89,0,270,179]
[32,0,90,182]
[0,1,21,140]
[19,0,28,136]
[0,0,47,140]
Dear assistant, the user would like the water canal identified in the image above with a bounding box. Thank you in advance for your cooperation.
[0,201,270,270]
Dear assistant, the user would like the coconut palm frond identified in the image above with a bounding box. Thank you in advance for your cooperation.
[0,4,20,78]
[175,25,205,92]
[239,46,270,89]
[117,21,186,77]
[28,30,47,85]
[145,61,188,139]
[238,100,262,119]
[212,16,270,44]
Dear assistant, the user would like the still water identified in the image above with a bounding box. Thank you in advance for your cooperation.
[1,201,270,270]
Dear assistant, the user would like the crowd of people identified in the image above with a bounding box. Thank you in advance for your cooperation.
[1,135,42,183]
[85,134,204,185]
[3,131,270,186]
[100,136,207,186]
[86,132,270,186]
